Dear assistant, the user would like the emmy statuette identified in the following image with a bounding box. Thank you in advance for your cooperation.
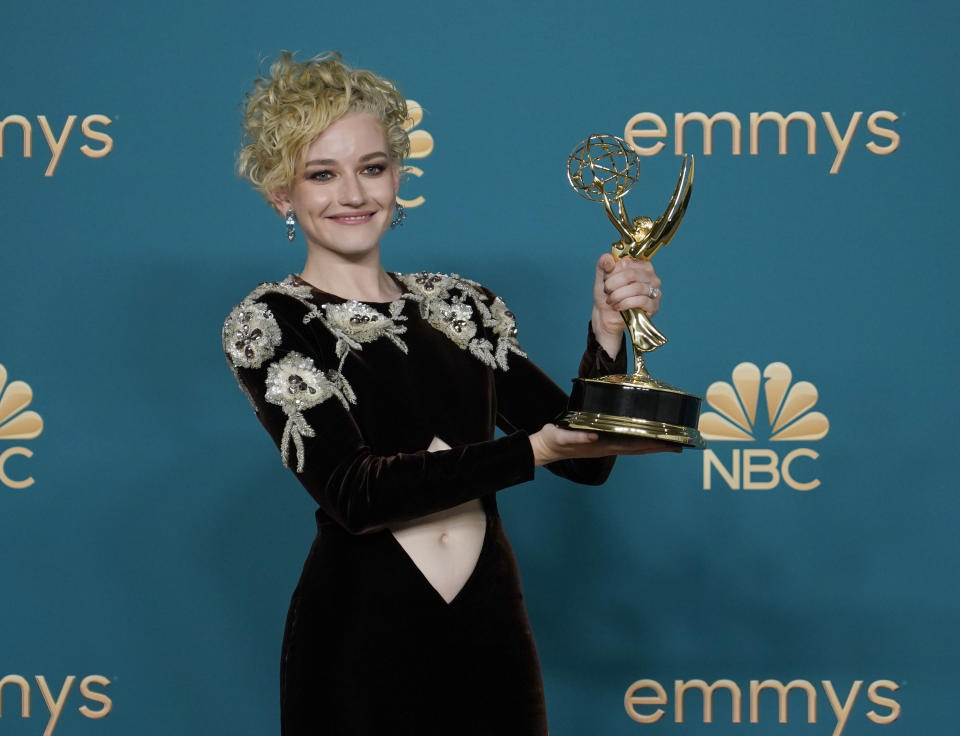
[556,134,705,448]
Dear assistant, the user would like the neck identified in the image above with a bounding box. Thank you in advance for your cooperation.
[299,246,402,302]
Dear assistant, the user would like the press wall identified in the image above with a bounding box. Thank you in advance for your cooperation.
[1,2,956,734]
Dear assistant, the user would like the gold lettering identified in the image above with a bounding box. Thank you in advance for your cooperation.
[749,111,816,155]
[0,674,30,717]
[782,448,820,490]
[624,113,667,156]
[749,679,816,723]
[674,112,741,156]
[822,679,862,736]
[0,114,32,158]
[743,449,779,490]
[78,675,112,719]
[674,679,742,723]
[396,164,424,208]
[620,108,898,170]
[35,675,75,736]
[624,679,667,723]
[80,115,114,158]
[0,447,34,489]
[703,449,739,490]
[866,111,900,155]
[36,115,77,177]
[866,680,901,724]
[821,112,862,174]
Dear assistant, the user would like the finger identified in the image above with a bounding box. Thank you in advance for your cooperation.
[607,295,659,315]
[615,263,660,289]
[605,282,662,305]
[559,430,601,445]
[594,253,616,301]
[603,269,661,295]
[549,425,601,445]
[596,253,616,277]
[619,257,658,278]
[613,257,657,278]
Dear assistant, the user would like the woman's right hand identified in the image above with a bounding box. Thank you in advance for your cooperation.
[528,423,681,467]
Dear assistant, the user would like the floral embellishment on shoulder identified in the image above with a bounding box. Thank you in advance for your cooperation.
[397,271,526,370]
[264,352,355,472]
[399,272,495,367]
[222,276,319,372]
[428,301,478,347]
[397,272,455,305]
[222,301,283,369]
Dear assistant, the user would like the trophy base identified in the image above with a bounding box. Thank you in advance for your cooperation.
[556,375,706,448]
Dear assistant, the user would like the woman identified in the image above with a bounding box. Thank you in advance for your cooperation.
[223,52,675,734]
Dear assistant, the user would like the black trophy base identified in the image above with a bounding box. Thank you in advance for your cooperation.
[556,375,705,448]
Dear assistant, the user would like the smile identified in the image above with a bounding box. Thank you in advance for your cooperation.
[328,212,375,224]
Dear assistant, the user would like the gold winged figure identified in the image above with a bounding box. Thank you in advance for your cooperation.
[598,154,694,376]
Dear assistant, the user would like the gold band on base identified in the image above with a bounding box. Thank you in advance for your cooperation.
[557,411,706,448]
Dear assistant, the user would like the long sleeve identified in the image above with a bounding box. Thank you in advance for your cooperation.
[223,286,536,534]
[490,296,628,486]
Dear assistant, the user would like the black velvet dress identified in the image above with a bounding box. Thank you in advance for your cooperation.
[222,271,625,735]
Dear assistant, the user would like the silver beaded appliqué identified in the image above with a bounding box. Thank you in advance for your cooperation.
[398,272,455,310]
[307,298,409,371]
[264,352,355,472]
[398,271,526,370]
[428,301,477,347]
[225,272,527,472]
[222,301,283,369]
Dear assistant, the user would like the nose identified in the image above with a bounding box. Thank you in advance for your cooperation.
[338,172,366,206]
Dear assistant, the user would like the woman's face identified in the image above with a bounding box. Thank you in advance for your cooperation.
[275,113,399,258]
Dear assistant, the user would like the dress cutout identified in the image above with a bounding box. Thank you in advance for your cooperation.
[390,437,487,604]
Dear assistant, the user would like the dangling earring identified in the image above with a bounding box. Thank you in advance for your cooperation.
[285,209,297,242]
[390,202,406,229]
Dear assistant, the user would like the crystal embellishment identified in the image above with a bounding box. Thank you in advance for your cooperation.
[398,272,454,303]
[396,272,526,370]
[264,352,354,472]
[224,271,529,473]
[428,301,477,347]
[222,301,283,369]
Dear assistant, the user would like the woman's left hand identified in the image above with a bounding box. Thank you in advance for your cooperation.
[591,253,663,358]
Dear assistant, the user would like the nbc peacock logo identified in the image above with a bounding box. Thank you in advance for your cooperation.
[397,99,434,209]
[0,363,44,489]
[699,362,829,491]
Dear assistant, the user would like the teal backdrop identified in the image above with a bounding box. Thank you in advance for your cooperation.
[1,1,956,734]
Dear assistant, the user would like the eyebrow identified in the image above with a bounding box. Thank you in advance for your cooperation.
[303,151,390,167]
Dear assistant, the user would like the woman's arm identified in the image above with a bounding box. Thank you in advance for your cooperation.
[224,291,538,534]
[494,255,676,479]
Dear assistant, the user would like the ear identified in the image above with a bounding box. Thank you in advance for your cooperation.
[270,189,292,218]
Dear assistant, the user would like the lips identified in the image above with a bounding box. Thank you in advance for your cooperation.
[327,211,375,224]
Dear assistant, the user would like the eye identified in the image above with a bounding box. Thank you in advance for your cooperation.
[362,163,387,176]
[307,169,334,181]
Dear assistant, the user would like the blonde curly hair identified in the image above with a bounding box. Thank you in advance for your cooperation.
[238,52,410,203]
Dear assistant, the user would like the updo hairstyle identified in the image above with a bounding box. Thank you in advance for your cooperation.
[238,51,410,203]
